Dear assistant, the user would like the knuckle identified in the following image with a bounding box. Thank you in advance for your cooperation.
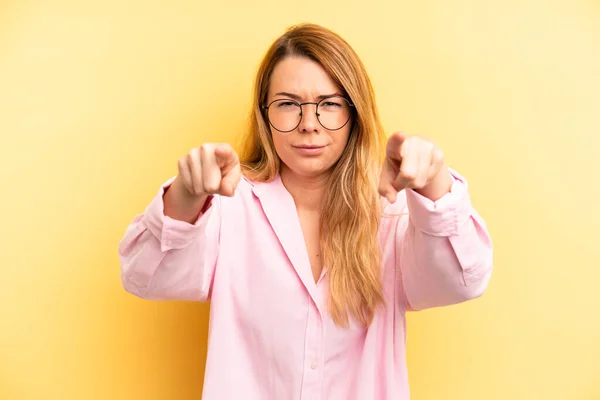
[401,170,417,181]
[200,143,214,154]
[414,178,427,188]
[203,183,219,193]
[199,144,208,157]
[186,156,197,171]
[187,149,200,164]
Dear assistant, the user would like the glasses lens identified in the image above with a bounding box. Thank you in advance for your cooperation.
[317,96,352,130]
[267,100,301,132]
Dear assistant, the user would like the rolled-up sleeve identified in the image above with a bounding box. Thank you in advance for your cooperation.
[395,170,493,311]
[118,178,221,302]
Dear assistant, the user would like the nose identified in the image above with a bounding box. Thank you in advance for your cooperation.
[298,103,320,133]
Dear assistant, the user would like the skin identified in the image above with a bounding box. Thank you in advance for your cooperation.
[163,56,453,282]
[265,56,355,281]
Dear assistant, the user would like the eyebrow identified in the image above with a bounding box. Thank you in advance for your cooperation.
[273,91,344,101]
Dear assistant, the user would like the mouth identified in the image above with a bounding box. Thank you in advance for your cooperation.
[293,144,326,149]
[292,144,327,156]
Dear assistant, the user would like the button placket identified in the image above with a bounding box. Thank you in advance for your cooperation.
[300,300,324,400]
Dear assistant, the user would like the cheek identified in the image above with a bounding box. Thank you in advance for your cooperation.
[270,133,288,159]
[333,129,351,155]
[271,133,300,169]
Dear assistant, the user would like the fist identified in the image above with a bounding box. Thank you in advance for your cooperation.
[177,143,242,197]
[378,132,450,203]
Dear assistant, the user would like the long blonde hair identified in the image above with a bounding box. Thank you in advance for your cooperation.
[239,23,388,328]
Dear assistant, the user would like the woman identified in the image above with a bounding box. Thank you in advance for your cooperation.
[118,23,493,400]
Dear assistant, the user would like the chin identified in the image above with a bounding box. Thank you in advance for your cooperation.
[282,159,332,178]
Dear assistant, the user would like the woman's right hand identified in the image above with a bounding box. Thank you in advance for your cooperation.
[164,143,241,223]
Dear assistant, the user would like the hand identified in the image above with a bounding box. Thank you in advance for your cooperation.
[164,143,242,223]
[378,132,452,203]
[177,143,242,197]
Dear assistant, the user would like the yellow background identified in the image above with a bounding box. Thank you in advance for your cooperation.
[1,0,599,399]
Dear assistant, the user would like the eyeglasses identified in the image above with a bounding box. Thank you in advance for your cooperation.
[262,95,354,133]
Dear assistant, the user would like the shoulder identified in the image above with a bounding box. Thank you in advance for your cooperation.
[219,173,282,206]
[237,175,257,194]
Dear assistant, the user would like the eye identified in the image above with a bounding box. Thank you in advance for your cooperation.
[320,100,343,109]
[276,101,297,108]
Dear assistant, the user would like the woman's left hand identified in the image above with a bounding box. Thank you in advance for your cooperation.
[378,132,453,203]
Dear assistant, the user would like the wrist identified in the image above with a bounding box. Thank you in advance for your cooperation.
[414,165,453,202]
[163,178,210,223]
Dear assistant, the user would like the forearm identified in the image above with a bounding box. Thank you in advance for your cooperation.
[395,170,493,311]
[398,214,493,311]
[119,177,221,302]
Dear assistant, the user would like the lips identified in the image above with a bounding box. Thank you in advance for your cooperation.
[293,145,325,149]
[292,144,327,156]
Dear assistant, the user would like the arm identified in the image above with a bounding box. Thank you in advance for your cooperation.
[395,170,493,311]
[118,178,221,302]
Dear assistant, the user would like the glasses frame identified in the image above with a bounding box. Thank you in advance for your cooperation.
[262,95,355,133]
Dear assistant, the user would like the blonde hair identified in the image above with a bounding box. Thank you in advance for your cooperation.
[239,23,388,328]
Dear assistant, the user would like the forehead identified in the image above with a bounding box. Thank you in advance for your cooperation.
[268,56,340,99]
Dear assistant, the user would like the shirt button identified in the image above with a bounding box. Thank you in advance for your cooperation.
[310,361,318,369]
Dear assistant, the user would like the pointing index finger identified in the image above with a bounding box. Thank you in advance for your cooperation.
[214,144,238,168]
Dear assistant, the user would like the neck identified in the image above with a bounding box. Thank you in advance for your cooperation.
[280,166,328,212]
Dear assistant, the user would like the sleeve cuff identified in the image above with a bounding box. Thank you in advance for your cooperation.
[404,169,473,237]
[142,177,216,251]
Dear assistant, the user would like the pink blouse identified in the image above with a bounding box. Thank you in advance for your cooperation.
[118,169,493,400]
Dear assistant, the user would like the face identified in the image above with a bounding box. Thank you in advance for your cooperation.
[266,56,353,180]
